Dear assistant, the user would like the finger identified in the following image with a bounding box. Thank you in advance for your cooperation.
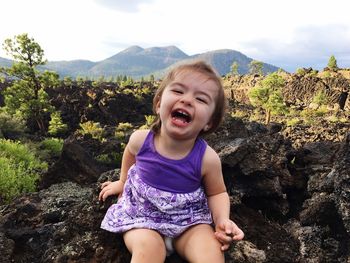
[99,186,111,201]
[224,223,233,235]
[215,232,232,251]
[232,229,245,240]
[101,181,111,189]
[215,231,232,243]
[98,187,106,200]
[101,190,112,201]
[102,189,117,201]
[221,243,230,251]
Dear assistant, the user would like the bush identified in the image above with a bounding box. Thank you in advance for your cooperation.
[96,152,123,167]
[286,118,301,126]
[80,121,104,141]
[326,115,339,123]
[315,105,328,116]
[40,138,64,158]
[0,139,48,203]
[296,68,306,75]
[231,110,249,119]
[139,115,156,130]
[115,130,125,140]
[0,110,26,139]
[116,122,133,131]
[312,90,328,106]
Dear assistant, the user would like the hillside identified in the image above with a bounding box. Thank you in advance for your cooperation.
[0,46,279,79]
[43,60,97,77]
[153,49,278,78]
[87,45,188,78]
[0,57,12,68]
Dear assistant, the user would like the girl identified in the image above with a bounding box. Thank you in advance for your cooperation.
[99,61,244,263]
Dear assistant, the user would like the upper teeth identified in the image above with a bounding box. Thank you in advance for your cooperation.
[178,110,188,116]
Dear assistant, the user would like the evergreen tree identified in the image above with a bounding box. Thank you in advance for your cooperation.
[249,60,263,75]
[48,111,68,136]
[231,61,239,76]
[248,72,287,124]
[327,55,338,69]
[0,33,59,133]
[149,74,155,83]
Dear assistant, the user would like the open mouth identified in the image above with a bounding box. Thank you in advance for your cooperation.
[171,109,192,123]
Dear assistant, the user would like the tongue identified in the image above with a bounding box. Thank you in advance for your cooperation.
[172,116,189,127]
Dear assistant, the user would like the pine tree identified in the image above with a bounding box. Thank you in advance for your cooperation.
[327,55,338,69]
[0,33,59,133]
[249,60,263,75]
[248,72,287,124]
[48,111,68,136]
[231,61,239,76]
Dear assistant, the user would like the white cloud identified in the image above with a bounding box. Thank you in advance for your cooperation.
[94,0,155,12]
[0,0,350,70]
[242,24,350,71]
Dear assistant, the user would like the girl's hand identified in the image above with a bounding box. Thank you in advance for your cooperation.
[98,180,125,201]
[214,219,244,251]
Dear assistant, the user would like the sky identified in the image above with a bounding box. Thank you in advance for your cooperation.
[1,0,350,72]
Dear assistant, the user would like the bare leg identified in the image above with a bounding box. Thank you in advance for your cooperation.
[174,224,224,263]
[123,228,166,263]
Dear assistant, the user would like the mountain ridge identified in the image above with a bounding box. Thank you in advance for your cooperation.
[0,46,280,79]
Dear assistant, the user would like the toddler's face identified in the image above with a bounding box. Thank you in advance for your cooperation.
[156,70,218,140]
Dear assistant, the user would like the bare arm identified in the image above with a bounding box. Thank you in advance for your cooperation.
[202,146,244,250]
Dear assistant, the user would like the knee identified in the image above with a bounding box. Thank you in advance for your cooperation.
[137,236,166,253]
[124,230,167,260]
[190,241,224,263]
[175,225,224,263]
[133,238,166,262]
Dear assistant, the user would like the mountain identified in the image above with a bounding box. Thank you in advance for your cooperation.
[0,46,280,79]
[0,57,13,68]
[43,60,97,77]
[87,45,189,78]
[193,49,278,75]
[153,49,279,78]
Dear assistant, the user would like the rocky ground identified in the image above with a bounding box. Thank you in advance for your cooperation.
[1,71,350,262]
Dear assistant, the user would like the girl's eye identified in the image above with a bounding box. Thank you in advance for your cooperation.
[196,97,207,104]
[172,89,183,94]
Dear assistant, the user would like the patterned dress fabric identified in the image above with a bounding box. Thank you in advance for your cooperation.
[101,164,212,238]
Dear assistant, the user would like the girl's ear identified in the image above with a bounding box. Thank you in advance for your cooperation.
[203,123,211,132]
[155,100,161,114]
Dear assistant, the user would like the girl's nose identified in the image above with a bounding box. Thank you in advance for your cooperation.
[180,94,193,105]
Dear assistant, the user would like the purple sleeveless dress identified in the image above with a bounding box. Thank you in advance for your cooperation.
[100,131,212,238]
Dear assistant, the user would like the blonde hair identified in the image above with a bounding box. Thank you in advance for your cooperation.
[151,60,227,136]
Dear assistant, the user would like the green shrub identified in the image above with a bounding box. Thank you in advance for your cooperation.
[231,110,248,119]
[296,68,306,75]
[80,121,104,141]
[139,115,156,130]
[40,138,64,158]
[326,115,339,123]
[312,90,328,105]
[96,152,123,166]
[48,111,68,136]
[116,122,133,131]
[323,71,331,78]
[308,70,318,77]
[0,139,48,203]
[300,108,315,118]
[0,110,26,139]
[286,118,301,126]
[314,105,328,116]
[115,130,125,140]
